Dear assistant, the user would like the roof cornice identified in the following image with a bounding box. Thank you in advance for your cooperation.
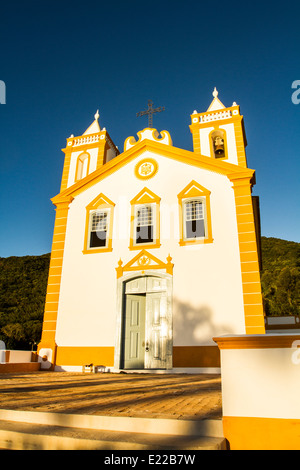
[51,139,255,206]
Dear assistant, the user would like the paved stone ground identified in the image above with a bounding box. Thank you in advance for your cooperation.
[0,372,222,420]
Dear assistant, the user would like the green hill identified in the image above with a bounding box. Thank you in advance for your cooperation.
[260,237,300,316]
[0,254,50,349]
[0,237,299,350]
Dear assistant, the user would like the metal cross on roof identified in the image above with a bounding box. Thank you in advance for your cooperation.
[136,100,165,128]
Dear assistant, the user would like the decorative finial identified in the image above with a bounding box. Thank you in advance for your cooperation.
[94,109,99,121]
[212,87,218,98]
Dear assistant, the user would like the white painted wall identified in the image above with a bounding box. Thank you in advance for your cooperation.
[6,350,32,363]
[55,149,245,349]
[219,123,239,165]
[198,127,213,156]
[219,334,300,419]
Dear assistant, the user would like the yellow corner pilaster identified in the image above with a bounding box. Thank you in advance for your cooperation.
[231,176,265,334]
[38,196,74,366]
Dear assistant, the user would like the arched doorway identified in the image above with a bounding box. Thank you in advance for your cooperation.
[115,274,173,370]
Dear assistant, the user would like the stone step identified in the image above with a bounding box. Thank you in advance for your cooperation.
[0,409,227,450]
[0,420,226,450]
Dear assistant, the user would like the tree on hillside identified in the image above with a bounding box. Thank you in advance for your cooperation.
[0,254,50,349]
[260,237,300,316]
[262,266,300,316]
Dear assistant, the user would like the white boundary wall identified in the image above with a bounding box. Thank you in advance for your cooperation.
[214,333,300,449]
[2,351,33,364]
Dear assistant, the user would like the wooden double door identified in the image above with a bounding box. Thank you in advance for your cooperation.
[122,276,172,370]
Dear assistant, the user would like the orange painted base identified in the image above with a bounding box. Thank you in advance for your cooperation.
[173,346,220,368]
[0,363,41,373]
[223,416,300,450]
[54,345,220,369]
[55,346,115,367]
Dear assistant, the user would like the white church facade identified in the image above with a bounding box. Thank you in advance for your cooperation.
[38,90,265,372]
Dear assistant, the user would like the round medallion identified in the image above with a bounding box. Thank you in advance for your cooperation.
[137,255,150,266]
[134,158,158,180]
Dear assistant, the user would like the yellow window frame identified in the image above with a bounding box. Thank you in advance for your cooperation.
[83,193,115,254]
[177,180,213,246]
[129,187,161,250]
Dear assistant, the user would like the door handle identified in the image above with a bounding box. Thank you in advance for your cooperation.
[145,341,150,352]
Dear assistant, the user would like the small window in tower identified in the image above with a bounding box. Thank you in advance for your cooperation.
[89,210,109,248]
[75,152,90,181]
[135,205,154,244]
[184,199,205,239]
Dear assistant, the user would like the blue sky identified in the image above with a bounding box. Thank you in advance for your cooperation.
[0,0,299,257]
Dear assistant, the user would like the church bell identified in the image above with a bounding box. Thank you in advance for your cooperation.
[213,136,225,157]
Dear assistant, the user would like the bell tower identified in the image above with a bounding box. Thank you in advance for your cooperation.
[189,88,248,168]
[60,110,119,192]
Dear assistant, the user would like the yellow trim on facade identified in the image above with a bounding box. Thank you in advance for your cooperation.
[45,292,60,303]
[192,134,201,154]
[62,130,118,154]
[116,250,174,279]
[124,128,172,152]
[42,312,57,322]
[60,149,72,192]
[231,177,265,334]
[190,105,242,126]
[55,345,222,368]
[130,187,161,205]
[38,331,57,344]
[233,119,248,167]
[42,321,57,330]
[83,193,115,254]
[134,157,159,180]
[55,346,114,367]
[129,187,161,250]
[38,196,74,367]
[177,180,213,246]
